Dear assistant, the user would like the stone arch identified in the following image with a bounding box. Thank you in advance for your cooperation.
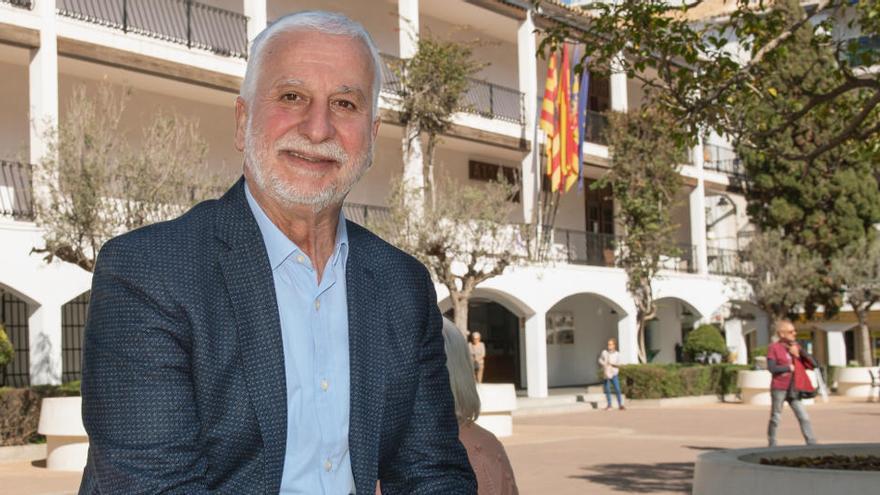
[647,297,704,363]
[545,292,629,387]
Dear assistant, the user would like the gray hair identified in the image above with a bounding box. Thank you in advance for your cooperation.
[240,11,384,117]
[442,318,481,424]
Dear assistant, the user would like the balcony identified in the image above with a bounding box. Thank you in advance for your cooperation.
[707,247,746,276]
[552,228,619,267]
[381,54,525,125]
[2,0,33,9]
[702,144,745,179]
[57,0,248,59]
[0,160,34,221]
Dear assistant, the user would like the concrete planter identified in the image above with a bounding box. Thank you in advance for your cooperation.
[475,383,517,438]
[693,443,880,495]
[38,397,88,471]
[737,369,817,405]
[836,367,879,400]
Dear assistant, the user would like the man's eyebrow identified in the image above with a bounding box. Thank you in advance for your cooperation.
[334,85,367,99]
[272,78,305,89]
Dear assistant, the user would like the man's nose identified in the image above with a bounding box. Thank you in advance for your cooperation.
[299,101,335,143]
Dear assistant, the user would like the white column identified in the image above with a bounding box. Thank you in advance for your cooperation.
[689,137,708,274]
[617,312,639,364]
[724,318,747,365]
[609,53,628,113]
[825,330,848,367]
[244,0,267,45]
[28,302,63,385]
[517,11,538,224]
[398,0,419,59]
[524,312,548,398]
[29,0,58,169]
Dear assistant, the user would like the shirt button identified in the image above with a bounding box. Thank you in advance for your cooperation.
[324,459,332,472]
[315,300,320,310]
[296,255,305,263]
[321,379,329,391]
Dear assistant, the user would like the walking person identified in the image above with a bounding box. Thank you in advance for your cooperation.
[470,331,487,383]
[598,338,625,410]
[767,319,818,447]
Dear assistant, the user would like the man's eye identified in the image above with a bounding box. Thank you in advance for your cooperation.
[335,100,356,110]
[281,93,301,101]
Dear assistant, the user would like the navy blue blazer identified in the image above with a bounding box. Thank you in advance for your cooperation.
[78,179,476,494]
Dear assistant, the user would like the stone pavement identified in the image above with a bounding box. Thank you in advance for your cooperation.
[2,400,878,495]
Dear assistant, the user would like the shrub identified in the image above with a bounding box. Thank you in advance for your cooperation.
[0,382,82,446]
[619,363,749,399]
[0,324,14,368]
[683,324,728,362]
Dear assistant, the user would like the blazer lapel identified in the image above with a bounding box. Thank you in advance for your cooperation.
[346,222,387,494]
[215,179,287,494]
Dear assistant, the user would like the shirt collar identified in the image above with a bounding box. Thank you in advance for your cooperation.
[244,181,349,271]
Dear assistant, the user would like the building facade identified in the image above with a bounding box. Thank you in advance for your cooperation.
[0,0,869,397]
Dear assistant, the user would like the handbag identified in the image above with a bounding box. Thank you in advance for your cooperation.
[792,354,816,399]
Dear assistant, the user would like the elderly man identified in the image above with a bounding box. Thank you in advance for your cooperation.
[766,319,818,447]
[78,11,476,494]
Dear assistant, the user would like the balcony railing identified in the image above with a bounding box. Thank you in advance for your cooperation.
[58,0,248,59]
[2,0,33,9]
[0,160,34,220]
[707,247,746,276]
[701,144,745,178]
[659,243,697,273]
[381,53,525,124]
[553,228,619,267]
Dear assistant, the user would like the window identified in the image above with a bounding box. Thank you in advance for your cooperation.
[468,160,521,203]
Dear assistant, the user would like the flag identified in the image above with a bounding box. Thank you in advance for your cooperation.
[552,44,572,192]
[539,52,559,137]
[576,56,590,192]
[564,46,581,193]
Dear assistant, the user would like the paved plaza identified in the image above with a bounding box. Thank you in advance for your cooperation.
[2,400,879,494]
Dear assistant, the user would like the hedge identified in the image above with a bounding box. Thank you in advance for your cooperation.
[0,381,81,446]
[618,364,749,400]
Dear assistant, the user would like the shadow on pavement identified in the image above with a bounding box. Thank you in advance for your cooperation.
[684,445,725,451]
[572,462,693,493]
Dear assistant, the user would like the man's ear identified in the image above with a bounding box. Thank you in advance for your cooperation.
[234,96,248,152]
[372,117,381,140]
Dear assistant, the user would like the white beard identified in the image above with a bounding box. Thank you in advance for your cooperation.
[244,115,373,213]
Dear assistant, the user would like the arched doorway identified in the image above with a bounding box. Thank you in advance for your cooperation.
[647,298,702,363]
[62,291,90,383]
[545,293,627,387]
[442,294,527,389]
[0,285,31,387]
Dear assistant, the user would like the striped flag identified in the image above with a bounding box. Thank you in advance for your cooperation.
[551,44,572,192]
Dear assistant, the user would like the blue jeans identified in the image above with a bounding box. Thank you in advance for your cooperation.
[604,374,623,407]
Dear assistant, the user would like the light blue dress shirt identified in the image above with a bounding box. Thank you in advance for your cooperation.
[245,183,355,494]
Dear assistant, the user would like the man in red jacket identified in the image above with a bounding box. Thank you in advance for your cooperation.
[766,319,818,447]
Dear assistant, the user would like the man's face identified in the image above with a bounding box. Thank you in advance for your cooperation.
[777,322,797,343]
[235,30,380,212]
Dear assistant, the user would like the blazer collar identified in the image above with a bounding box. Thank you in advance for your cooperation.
[215,178,288,493]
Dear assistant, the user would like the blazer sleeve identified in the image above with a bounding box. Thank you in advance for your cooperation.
[79,238,211,494]
[379,268,477,494]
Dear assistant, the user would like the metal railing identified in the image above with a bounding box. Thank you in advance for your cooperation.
[2,0,34,9]
[701,144,745,178]
[553,228,620,267]
[659,243,697,273]
[707,247,746,276]
[343,202,391,227]
[381,53,525,124]
[0,160,34,220]
[58,0,248,59]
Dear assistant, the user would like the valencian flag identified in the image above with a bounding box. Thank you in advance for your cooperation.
[539,44,587,193]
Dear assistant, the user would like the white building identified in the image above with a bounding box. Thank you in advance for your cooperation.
[0,0,866,397]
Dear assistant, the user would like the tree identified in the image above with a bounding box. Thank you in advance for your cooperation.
[831,235,880,366]
[536,0,880,160]
[741,230,822,321]
[734,0,880,315]
[684,324,728,363]
[394,38,481,210]
[34,84,225,272]
[374,176,520,335]
[0,323,13,372]
[596,107,686,363]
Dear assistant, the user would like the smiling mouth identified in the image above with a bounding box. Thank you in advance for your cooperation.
[282,150,338,164]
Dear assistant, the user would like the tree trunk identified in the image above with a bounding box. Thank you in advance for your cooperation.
[401,121,425,212]
[637,311,648,364]
[425,133,437,212]
[855,308,874,367]
[451,290,470,338]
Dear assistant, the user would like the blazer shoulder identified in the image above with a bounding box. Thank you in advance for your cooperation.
[346,220,430,279]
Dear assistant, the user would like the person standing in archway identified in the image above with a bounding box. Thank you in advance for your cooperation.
[470,332,486,383]
[599,338,625,410]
